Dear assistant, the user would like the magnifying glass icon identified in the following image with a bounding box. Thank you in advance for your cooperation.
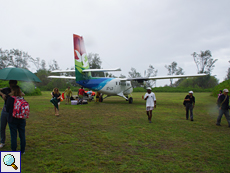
[3,154,18,170]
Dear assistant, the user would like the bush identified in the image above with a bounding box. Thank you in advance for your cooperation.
[178,75,218,89]
[18,82,42,96]
[0,80,42,96]
[0,80,9,88]
[212,79,230,97]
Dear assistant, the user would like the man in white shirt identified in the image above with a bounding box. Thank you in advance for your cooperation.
[144,87,156,123]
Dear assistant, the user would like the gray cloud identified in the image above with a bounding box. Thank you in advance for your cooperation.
[1,0,230,86]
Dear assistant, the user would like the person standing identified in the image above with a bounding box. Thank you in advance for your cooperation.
[95,92,100,102]
[216,89,230,127]
[87,90,93,102]
[78,87,85,104]
[64,87,72,105]
[184,91,195,121]
[5,85,27,154]
[217,90,223,108]
[0,80,24,148]
[51,88,61,116]
[144,87,156,123]
[218,90,223,99]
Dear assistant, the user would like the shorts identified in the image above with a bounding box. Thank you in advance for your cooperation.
[66,96,70,99]
[79,95,83,100]
[146,107,154,111]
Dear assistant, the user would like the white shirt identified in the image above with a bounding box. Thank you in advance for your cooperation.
[144,92,156,107]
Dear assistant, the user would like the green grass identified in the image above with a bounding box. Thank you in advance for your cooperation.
[0,92,229,172]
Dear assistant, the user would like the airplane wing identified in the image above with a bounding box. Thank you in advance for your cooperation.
[48,68,121,79]
[82,68,121,72]
[50,68,121,73]
[51,70,75,73]
[120,74,207,81]
[47,76,75,79]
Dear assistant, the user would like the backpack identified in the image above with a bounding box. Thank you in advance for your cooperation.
[11,96,30,119]
[183,101,186,106]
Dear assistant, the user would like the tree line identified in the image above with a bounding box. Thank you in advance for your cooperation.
[0,48,226,90]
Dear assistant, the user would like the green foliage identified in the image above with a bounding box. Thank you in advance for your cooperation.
[212,79,230,97]
[0,80,41,96]
[178,75,218,89]
[0,80,9,88]
[133,86,213,92]
[35,69,80,91]
[18,82,42,96]
[133,87,146,92]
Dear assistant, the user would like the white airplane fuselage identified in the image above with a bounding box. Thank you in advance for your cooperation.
[76,77,133,97]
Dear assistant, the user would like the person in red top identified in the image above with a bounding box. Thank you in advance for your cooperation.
[78,87,85,104]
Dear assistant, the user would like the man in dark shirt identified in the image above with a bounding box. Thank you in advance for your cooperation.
[216,89,230,127]
[184,91,195,121]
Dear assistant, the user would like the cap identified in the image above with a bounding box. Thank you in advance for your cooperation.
[223,89,229,92]
[146,87,152,90]
[189,91,193,94]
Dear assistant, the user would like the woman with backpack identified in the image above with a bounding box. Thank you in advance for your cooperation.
[5,85,28,154]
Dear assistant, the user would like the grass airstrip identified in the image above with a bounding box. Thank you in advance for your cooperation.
[0,92,230,172]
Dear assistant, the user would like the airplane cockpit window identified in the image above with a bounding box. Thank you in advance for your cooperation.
[121,81,126,86]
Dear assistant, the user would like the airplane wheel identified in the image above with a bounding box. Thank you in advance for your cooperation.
[129,97,133,104]
[99,97,103,102]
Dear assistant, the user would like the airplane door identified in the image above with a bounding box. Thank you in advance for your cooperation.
[114,80,120,94]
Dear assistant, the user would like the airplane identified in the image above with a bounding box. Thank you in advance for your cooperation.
[48,34,207,103]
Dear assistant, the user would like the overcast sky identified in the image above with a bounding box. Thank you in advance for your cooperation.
[1,0,230,86]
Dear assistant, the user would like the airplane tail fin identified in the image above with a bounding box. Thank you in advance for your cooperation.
[73,34,91,81]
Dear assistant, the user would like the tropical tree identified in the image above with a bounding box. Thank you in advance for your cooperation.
[49,60,60,71]
[165,61,184,86]
[88,53,104,77]
[128,67,141,78]
[119,74,126,78]
[191,50,217,74]
[0,48,33,69]
[128,67,142,87]
[144,65,158,88]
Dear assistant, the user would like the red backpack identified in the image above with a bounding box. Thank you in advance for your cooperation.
[11,96,30,119]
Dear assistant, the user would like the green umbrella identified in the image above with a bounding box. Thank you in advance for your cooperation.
[50,97,59,110]
[0,67,41,82]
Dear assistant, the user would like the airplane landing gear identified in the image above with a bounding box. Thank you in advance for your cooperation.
[129,97,133,104]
